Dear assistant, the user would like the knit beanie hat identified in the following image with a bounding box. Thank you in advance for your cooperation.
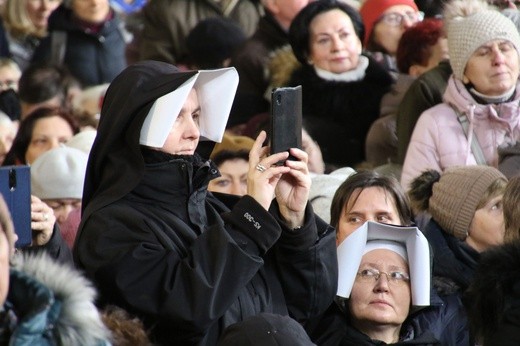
[429,166,506,240]
[447,8,520,81]
[360,0,419,46]
[31,146,88,200]
[66,130,96,155]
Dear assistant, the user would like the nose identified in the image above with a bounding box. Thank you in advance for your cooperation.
[185,116,200,140]
[401,16,415,29]
[230,181,247,196]
[373,273,390,292]
[492,47,506,65]
[331,35,344,51]
[49,138,61,150]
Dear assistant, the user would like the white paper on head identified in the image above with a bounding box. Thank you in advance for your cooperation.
[139,67,239,147]
[336,221,431,306]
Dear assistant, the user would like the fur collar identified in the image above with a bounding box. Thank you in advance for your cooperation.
[10,253,110,345]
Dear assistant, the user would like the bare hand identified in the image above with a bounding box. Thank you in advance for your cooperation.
[30,195,55,246]
[275,147,311,229]
[247,131,291,210]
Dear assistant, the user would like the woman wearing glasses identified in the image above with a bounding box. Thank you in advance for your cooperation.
[360,0,424,77]
[306,170,469,345]
[284,0,393,169]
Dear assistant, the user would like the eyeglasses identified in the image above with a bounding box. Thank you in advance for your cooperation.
[378,11,425,26]
[356,268,410,285]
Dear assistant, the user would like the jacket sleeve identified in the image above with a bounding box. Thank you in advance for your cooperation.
[75,196,284,340]
[401,110,442,190]
[24,223,73,265]
[268,201,338,323]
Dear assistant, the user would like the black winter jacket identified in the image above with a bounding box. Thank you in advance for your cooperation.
[288,57,393,168]
[73,61,337,345]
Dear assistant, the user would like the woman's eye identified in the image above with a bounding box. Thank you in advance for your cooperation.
[216,180,230,187]
[317,37,330,45]
[32,138,47,145]
[347,216,362,223]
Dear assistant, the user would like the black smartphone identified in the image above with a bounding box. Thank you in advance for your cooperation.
[0,166,32,247]
[270,86,302,165]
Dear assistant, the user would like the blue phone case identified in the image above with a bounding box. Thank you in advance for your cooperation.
[0,166,32,247]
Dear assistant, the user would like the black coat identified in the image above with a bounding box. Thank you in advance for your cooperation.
[73,61,337,345]
[424,220,480,296]
[32,5,127,87]
[289,57,393,168]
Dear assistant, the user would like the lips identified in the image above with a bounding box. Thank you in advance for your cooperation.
[370,299,392,307]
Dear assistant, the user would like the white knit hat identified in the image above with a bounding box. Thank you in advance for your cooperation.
[30,147,88,200]
[448,9,520,81]
[66,130,96,155]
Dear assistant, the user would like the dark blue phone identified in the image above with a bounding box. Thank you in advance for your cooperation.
[0,166,32,247]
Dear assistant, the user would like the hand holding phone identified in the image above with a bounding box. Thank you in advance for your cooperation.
[270,86,303,165]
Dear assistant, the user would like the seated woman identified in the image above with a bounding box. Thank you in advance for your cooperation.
[208,133,254,196]
[360,0,424,77]
[2,0,60,71]
[408,166,507,301]
[401,0,520,189]
[286,0,394,169]
[307,170,468,345]
[2,107,78,263]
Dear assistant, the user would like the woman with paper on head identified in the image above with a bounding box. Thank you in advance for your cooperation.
[306,171,469,345]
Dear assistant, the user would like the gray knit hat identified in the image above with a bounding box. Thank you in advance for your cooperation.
[429,166,506,240]
[31,146,88,200]
[447,8,520,81]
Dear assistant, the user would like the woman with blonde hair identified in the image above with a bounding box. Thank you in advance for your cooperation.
[2,0,61,70]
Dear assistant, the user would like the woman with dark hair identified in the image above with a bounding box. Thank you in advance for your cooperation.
[287,0,393,169]
[1,107,78,263]
[2,106,78,166]
[330,170,412,245]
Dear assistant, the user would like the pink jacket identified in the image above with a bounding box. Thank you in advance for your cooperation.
[401,76,520,189]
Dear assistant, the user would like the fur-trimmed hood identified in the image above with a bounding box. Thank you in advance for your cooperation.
[8,253,111,345]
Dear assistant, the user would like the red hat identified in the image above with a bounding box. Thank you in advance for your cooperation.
[360,0,419,46]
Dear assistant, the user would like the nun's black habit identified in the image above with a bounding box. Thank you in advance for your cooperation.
[73,61,337,345]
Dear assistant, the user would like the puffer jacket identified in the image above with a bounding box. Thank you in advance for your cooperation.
[401,76,520,189]
[32,5,127,87]
[0,253,111,345]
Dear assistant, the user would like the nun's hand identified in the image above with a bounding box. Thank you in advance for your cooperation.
[30,195,56,246]
[247,131,290,210]
[274,147,310,229]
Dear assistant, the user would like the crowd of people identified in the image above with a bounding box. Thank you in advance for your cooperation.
[0,0,520,345]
